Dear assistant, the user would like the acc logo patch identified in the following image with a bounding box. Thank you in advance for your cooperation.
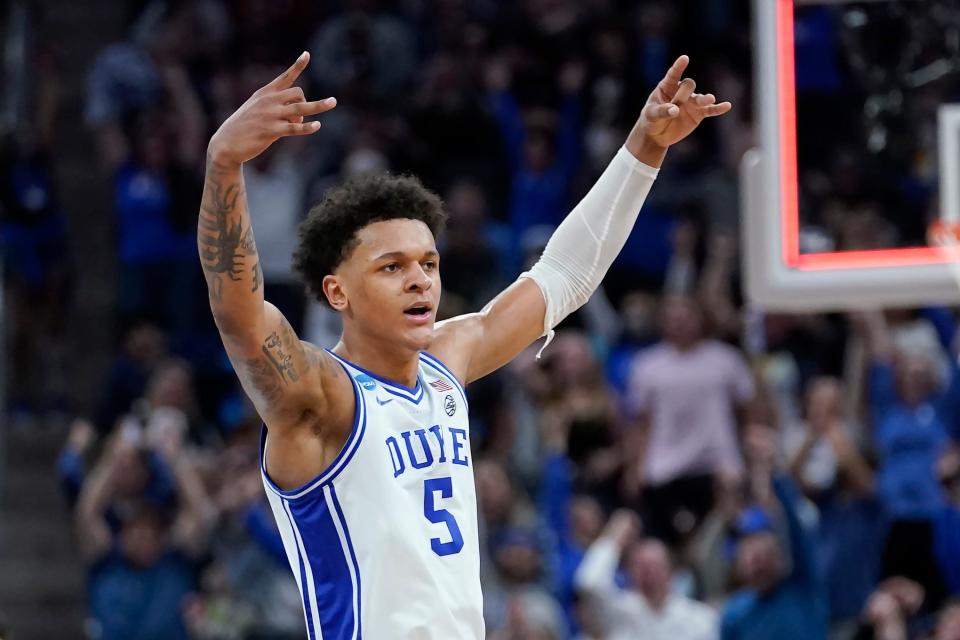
[354,374,377,391]
[444,394,456,416]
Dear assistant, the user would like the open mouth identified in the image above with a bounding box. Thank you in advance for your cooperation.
[403,303,433,322]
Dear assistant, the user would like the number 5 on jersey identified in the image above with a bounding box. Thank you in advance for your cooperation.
[423,477,464,556]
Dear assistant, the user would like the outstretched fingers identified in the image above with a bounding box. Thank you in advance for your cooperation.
[701,102,733,118]
[663,55,690,86]
[657,55,690,98]
[268,51,310,92]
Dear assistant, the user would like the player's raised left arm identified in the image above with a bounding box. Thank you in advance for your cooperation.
[433,56,731,383]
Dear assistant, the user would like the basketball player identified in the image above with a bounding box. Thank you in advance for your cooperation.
[198,51,730,639]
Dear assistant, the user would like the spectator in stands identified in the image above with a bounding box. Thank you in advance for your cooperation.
[75,424,210,640]
[1,51,71,422]
[485,56,585,245]
[788,377,886,639]
[934,449,960,599]
[575,509,717,640]
[721,423,827,640]
[486,526,566,639]
[308,2,417,107]
[624,294,755,542]
[111,83,205,333]
[489,589,567,640]
[855,577,926,640]
[537,386,607,632]
[143,358,221,448]
[855,310,957,609]
[96,319,169,434]
[934,601,960,640]
[439,179,508,311]
[537,331,622,502]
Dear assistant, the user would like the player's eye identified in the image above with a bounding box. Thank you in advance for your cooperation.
[423,261,437,271]
[383,263,400,273]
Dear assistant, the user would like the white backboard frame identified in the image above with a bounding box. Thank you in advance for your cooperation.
[743,0,960,311]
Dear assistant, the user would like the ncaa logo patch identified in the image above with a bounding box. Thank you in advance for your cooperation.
[444,394,456,416]
[354,374,377,391]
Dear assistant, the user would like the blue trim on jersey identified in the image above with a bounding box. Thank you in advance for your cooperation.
[325,349,424,404]
[420,352,469,413]
[330,485,362,639]
[282,500,318,640]
[260,361,367,500]
[289,489,360,640]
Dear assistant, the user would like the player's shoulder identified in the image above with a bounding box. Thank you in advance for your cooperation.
[426,314,481,383]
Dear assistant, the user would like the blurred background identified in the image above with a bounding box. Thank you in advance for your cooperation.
[2,0,960,639]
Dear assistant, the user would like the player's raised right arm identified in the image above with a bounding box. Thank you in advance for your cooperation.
[198,52,336,422]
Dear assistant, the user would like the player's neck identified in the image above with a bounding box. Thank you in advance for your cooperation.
[332,333,421,389]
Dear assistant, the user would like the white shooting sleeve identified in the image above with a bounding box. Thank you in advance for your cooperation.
[519,145,659,353]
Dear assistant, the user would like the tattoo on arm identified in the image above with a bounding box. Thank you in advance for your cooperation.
[240,227,257,255]
[251,261,263,293]
[262,319,302,384]
[198,156,257,301]
[240,318,328,408]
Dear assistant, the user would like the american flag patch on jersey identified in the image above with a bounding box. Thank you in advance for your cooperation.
[429,379,454,392]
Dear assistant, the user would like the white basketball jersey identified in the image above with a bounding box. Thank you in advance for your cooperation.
[259,350,484,640]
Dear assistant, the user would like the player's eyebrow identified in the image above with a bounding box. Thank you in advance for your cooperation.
[374,250,439,262]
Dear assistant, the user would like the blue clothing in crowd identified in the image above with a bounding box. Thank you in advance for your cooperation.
[89,547,195,640]
[794,6,843,92]
[721,475,828,640]
[114,162,194,266]
[538,452,589,635]
[488,90,582,241]
[869,363,952,520]
[816,492,887,621]
[1,160,68,288]
[935,506,960,596]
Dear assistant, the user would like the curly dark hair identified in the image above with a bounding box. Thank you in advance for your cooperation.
[293,172,447,305]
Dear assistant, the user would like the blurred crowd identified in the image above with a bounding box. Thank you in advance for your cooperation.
[3,0,960,639]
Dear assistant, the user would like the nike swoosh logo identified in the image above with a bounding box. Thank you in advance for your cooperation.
[376,397,393,406]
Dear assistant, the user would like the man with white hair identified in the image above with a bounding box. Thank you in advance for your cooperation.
[575,510,717,640]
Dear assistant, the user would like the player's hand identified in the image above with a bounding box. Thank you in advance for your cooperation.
[627,55,732,160]
[208,51,337,166]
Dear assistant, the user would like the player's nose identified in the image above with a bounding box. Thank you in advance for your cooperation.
[406,264,433,292]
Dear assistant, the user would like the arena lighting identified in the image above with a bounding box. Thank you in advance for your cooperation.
[742,0,960,310]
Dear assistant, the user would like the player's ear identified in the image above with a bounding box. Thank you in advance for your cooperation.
[323,274,348,311]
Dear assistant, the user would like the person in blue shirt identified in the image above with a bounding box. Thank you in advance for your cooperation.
[538,448,606,636]
[856,310,957,610]
[485,57,584,252]
[75,426,210,640]
[789,377,888,635]
[721,425,828,640]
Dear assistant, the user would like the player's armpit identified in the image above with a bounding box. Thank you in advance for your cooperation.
[432,278,547,385]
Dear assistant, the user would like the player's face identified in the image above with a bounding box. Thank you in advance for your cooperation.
[331,218,441,351]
